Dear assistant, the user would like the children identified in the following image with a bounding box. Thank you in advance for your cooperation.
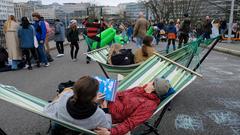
[166,19,177,54]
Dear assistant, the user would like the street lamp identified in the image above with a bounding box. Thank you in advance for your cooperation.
[228,0,235,42]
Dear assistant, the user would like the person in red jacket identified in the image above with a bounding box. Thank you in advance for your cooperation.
[95,77,173,135]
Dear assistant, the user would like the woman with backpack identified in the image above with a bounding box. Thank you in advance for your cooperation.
[108,44,134,65]
[3,15,22,70]
[18,17,39,70]
[66,20,80,62]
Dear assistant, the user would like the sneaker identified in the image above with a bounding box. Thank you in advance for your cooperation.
[44,63,50,67]
[56,54,62,58]
[72,59,77,62]
[24,65,29,69]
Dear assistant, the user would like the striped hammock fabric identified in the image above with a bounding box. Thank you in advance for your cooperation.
[85,36,220,76]
[85,41,201,76]
[0,53,202,134]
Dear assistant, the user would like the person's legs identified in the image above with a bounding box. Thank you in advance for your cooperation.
[23,49,32,69]
[70,44,74,60]
[56,41,61,54]
[172,39,176,51]
[178,33,183,49]
[37,44,49,65]
[11,60,19,70]
[74,42,79,59]
[60,41,64,54]
[166,39,171,54]
[183,34,189,45]
[30,48,40,67]
[136,37,143,48]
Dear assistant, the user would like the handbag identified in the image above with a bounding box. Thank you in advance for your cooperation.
[34,36,39,48]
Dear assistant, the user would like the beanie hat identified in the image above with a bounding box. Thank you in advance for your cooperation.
[153,77,171,98]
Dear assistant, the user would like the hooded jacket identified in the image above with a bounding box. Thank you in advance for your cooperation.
[54,21,65,42]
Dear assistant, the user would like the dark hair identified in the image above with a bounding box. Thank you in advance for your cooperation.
[142,36,153,57]
[94,19,99,22]
[70,76,99,104]
[21,17,30,29]
[184,13,189,17]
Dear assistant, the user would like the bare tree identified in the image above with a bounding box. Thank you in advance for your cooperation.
[141,0,204,21]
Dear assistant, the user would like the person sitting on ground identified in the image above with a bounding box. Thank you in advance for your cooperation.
[107,44,134,65]
[94,77,174,135]
[43,76,111,135]
[134,35,156,63]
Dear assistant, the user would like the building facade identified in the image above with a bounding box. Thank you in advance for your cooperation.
[0,0,14,21]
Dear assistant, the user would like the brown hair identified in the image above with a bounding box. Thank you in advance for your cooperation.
[70,76,99,104]
[142,36,153,57]
[32,12,41,19]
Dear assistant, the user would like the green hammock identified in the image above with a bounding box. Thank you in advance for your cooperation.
[0,53,202,135]
[84,36,220,77]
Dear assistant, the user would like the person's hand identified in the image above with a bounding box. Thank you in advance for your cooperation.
[94,127,110,135]
[95,92,105,103]
[100,100,108,108]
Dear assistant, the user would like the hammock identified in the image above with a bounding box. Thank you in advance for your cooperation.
[0,53,202,135]
[84,36,219,77]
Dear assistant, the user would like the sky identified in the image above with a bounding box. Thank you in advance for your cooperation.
[13,0,138,6]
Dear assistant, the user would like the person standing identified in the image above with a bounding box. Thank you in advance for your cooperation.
[66,20,80,62]
[195,18,204,38]
[203,16,212,40]
[32,12,49,67]
[178,13,191,49]
[166,19,177,54]
[3,15,22,70]
[82,17,101,64]
[41,17,54,62]
[18,17,39,70]
[220,18,227,34]
[133,12,149,48]
[211,19,220,38]
[54,19,65,57]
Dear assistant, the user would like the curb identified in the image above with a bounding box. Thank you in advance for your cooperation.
[201,45,240,57]
[213,46,240,57]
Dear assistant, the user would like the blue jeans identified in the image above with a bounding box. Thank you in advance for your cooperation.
[136,37,143,48]
[11,60,19,70]
[37,44,48,64]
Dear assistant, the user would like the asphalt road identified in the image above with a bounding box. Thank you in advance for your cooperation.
[0,41,239,135]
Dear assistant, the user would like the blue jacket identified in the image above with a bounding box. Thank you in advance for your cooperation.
[166,24,177,34]
[33,20,47,42]
[54,21,65,42]
[18,25,35,48]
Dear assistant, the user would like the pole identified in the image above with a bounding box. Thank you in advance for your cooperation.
[228,0,235,43]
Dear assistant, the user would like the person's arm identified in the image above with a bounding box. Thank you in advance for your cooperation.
[110,101,158,135]
[40,21,47,43]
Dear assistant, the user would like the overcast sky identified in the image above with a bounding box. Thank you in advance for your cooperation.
[13,0,138,6]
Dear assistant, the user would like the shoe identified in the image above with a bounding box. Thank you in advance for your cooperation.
[86,60,90,64]
[72,59,77,62]
[36,63,41,67]
[24,65,29,69]
[44,63,50,67]
[56,54,62,58]
[28,66,33,70]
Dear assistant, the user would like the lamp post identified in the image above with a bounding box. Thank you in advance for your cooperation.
[228,0,235,42]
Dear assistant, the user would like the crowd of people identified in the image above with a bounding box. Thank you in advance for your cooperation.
[1,10,240,135]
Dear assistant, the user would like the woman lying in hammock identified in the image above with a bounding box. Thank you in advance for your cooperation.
[107,44,134,65]
[43,76,111,135]
[94,77,173,135]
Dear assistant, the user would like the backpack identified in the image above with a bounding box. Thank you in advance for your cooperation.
[57,80,75,93]
[111,49,134,65]
[0,47,8,68]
